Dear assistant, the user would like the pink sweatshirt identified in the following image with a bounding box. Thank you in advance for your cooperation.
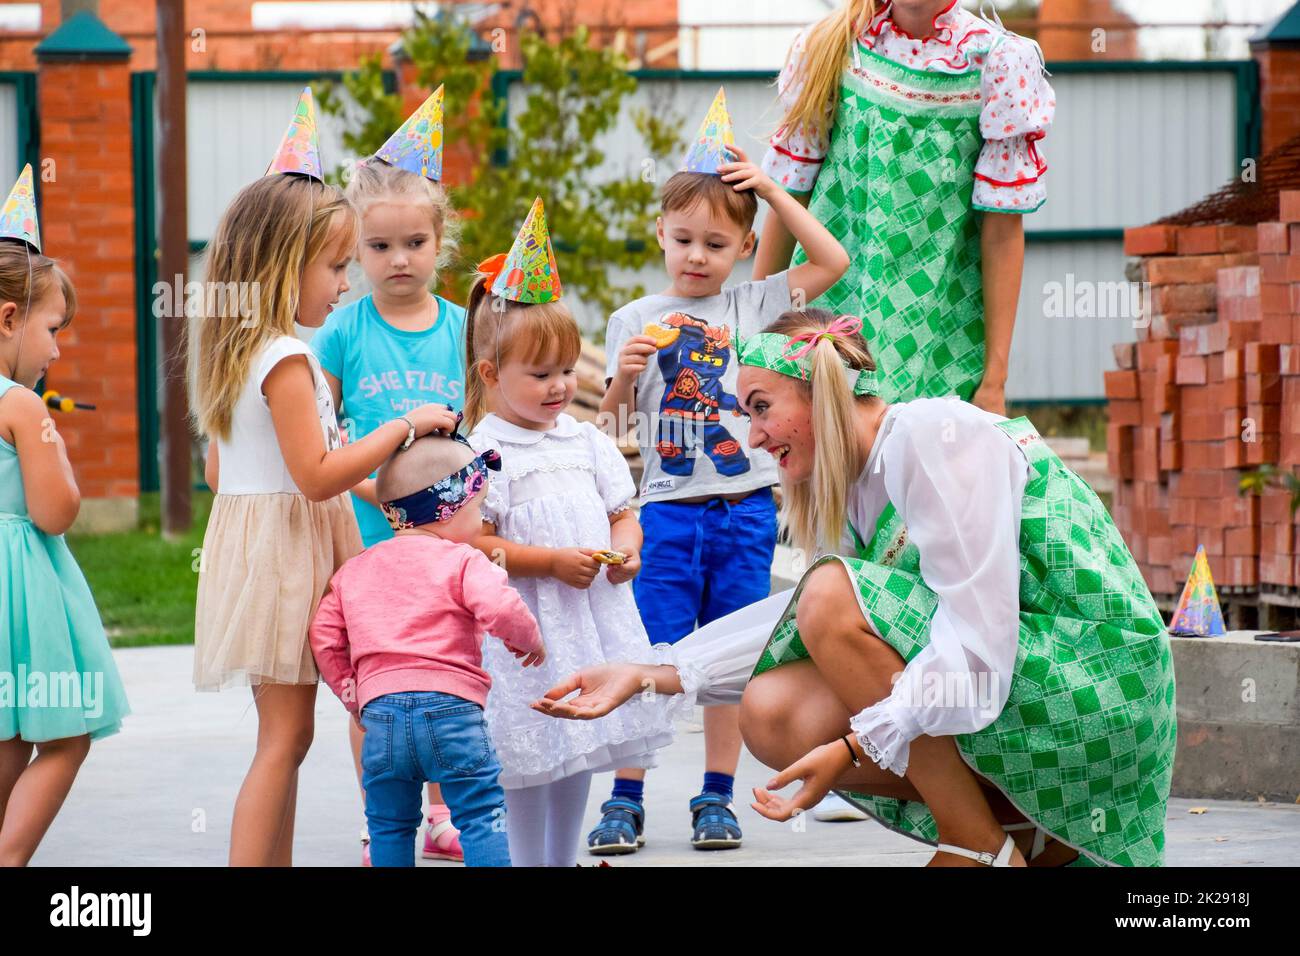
[309,534,543,713]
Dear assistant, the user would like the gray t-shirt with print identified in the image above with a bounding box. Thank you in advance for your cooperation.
[604,271,790,504]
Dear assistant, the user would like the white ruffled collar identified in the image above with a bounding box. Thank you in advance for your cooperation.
[473,412,582,446]
[866,0,963,44]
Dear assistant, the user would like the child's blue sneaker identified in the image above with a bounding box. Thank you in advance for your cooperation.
[586,797,646,856]
[689,792,742,850]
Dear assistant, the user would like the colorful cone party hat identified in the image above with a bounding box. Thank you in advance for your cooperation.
[267,87,324,181]
[680,86,736,175]
[1168,545,1226,637]
[491,197,561,304]
[375,85,445,182]
[0,164,41,253]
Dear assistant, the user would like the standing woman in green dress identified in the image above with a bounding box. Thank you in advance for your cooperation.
[755,0,1055,414]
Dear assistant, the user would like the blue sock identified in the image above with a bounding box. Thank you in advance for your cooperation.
[702,772,734,801]
[612,778,644,803]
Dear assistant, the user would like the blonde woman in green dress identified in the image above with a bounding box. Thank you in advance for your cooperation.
[754,0,1056,416]
[534,311,1176,867]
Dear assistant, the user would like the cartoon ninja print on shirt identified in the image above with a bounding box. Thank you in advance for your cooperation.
[652,312,749,477]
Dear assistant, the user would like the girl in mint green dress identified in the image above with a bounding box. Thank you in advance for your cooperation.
[0,240,129,865]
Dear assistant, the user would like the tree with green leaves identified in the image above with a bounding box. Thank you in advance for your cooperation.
[316,10,681,323]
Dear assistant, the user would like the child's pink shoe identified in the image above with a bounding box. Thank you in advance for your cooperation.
[421,814,464,862]
[361,828,372,868]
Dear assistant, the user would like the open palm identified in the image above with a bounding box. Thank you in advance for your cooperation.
[530,663,646,720]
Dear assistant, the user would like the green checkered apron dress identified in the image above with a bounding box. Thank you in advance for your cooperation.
[791,42,987,403]
[752,417,1177,866]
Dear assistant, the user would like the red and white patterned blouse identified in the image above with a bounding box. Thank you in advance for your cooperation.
[761,0,1056,212]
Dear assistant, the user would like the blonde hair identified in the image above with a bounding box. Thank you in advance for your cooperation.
[774,1,876,148]
[346,159,459,274]
[462,272,581,431]
[764,309,879,558]
[188,174,359,440]
[0,244,76,329]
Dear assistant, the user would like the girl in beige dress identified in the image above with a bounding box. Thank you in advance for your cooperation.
[189,165,456,866]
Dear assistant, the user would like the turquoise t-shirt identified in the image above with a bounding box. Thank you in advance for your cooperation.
[312,292,467,546]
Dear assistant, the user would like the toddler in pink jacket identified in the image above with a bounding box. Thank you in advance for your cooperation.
[311,431,544,866]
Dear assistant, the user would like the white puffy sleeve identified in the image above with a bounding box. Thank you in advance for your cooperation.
[585,423,636,515]
[760,29,830,195]
[655,589,794,710]
[849,410,1028,775]
[467,432,510,528]
[973,35,1055,214]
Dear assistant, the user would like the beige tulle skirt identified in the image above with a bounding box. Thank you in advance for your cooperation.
[193,492,362,690]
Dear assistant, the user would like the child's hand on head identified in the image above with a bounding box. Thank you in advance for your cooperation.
[550,548,601,590]
[404,402,459,438]
[717,146,776,200]
[615,335,658,383]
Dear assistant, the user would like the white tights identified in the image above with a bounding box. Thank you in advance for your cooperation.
[503,771,593,867]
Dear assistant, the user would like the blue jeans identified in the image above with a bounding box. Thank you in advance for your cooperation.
[360,692,511,867]
[634,487,778,644]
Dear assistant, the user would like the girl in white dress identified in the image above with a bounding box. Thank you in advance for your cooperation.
[462,202,674,866]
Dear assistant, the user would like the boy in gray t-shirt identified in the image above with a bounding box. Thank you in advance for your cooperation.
[591,144,848,855]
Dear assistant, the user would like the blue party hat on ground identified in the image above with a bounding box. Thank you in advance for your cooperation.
[1168,545,1227,637]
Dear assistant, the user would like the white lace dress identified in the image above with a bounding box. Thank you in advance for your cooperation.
[468,413,676,789]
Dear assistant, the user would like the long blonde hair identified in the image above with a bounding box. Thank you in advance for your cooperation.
[188,174,359,440]
[462,272,581,431]
[774,0,876,147]
[765,309,879,558]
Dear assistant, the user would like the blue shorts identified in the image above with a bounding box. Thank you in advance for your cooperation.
[634,487,778,646]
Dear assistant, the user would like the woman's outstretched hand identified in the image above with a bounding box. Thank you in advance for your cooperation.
[751,740,852,822]
[530,663,646,720]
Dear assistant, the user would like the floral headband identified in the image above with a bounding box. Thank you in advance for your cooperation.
[737,315,880,397]
[379,411,502,530]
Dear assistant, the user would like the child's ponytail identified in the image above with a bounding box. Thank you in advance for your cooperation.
[463,274,492,431]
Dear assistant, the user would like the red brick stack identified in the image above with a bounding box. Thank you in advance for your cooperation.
[1107,191,1300,599]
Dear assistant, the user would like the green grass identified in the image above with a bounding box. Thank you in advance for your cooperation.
[67,492,212,649]
[1008,402,1109,453]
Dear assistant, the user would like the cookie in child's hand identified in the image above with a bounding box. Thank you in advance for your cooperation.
[642,323,680,349]
[592,550,627,565]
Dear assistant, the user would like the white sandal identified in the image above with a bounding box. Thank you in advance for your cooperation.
[934,833,1017,866]
[1003,821,1049,861]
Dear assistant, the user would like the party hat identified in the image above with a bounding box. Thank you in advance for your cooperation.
[267,86,323,181]
[680,86,736,175]
[491,197,561,304]
[0,164,40,253]
[1168,545,1226,637]
[375,85,444,182]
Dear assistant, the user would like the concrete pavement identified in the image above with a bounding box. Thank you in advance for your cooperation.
[30,645,1300,866]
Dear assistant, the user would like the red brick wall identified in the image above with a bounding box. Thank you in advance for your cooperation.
[38,56,139,501]
[1109,196,1300,596]
[0,0,681,72]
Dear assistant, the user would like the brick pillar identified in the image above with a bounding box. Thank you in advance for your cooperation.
[392,49,479,188]
[35,11,138,532]
[1253,42,1300,155]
